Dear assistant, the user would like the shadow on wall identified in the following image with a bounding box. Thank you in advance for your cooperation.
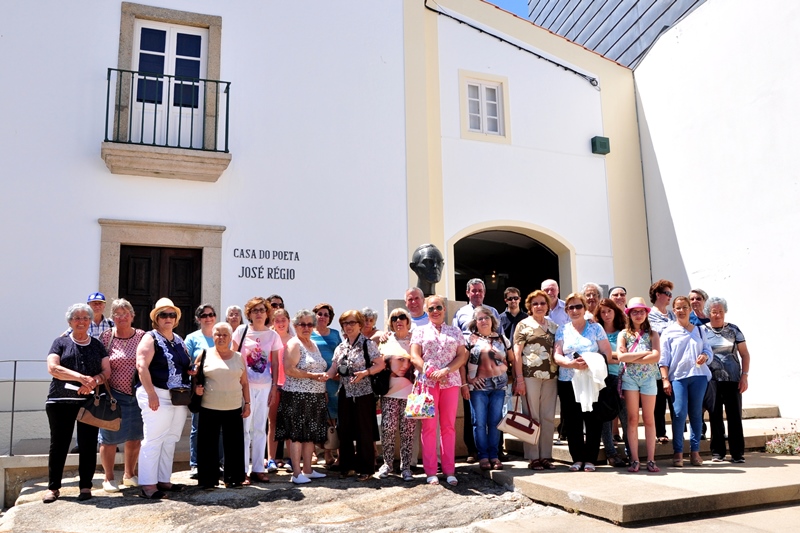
[635,82,691,294]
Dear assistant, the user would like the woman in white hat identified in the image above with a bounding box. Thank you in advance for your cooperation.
[135,297,193,499]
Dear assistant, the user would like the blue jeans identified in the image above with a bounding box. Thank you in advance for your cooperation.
[469,377,507,460]
[671,376,707,453]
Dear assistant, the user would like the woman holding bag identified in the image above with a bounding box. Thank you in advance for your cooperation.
[410,295,468,486]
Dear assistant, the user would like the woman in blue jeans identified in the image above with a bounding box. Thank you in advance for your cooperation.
[659,295,712,467]
[461,306,513,471]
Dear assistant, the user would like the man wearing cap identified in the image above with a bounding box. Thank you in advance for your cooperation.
[87,293,114,338]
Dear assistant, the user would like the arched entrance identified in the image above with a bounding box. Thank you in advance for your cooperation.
[452,230,565,311]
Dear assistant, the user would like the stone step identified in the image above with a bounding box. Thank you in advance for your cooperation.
[480,452,800,524]
[505,416,791,462]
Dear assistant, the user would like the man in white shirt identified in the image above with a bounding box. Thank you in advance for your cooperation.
[541,279,568,327]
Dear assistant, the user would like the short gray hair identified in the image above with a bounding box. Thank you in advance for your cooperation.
[66,303,93,323]
[226,305,243,317]
[405,287,423,299]
[704,296,728,315]
[212,322,233,335]
[292,309,316,327]
[466,278,485,290]
[690,288,709,301]
[110,298,135,318]
[362,307,378,320]
[581,282,602,296]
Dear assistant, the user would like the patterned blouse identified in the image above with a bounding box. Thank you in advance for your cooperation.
[333,334,382,398]
[555,321,608,382]
[99,328,146,395]
[513,316,558,379]
[410,323,465,389]
[619,330,659,381]
[283,342,327,394]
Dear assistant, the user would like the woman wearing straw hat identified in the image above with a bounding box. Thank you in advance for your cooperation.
[135,297,193,499]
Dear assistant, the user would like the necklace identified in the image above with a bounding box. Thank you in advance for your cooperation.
[71,334,90,346]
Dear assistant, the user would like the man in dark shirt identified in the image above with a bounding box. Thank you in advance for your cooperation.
[499,287,527,340]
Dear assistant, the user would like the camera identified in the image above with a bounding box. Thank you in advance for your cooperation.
[338,363,350,377]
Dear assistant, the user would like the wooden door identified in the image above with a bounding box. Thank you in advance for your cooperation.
[119,245,202,340]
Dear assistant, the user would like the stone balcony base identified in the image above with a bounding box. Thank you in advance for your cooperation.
[100,142,232,182]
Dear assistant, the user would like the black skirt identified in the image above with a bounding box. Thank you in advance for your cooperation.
[276,391,328,443]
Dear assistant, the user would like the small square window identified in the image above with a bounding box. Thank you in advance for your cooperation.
[459,71,510,144]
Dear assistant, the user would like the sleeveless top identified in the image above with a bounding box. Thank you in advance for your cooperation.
[620,331,659,380]
[283,343,327,394]
[146,330,191,390]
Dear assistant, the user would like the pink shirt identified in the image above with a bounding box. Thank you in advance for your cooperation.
[410,323,465,389]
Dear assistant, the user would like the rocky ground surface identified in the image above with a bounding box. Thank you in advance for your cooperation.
[0,464,566,533]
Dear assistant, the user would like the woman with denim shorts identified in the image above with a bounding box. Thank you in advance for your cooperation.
[618,297,661,473]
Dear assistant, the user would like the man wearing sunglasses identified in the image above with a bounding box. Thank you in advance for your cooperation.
[499,287,527,341]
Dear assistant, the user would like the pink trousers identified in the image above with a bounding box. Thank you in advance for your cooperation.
[420,384,459,477]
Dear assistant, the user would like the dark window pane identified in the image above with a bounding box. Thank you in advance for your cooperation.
[176,33,201,57]
[136,78,163,104]
[138,53,164,75]
[173,82,199,108]
[140,28,166,53]
[175,58,200,80]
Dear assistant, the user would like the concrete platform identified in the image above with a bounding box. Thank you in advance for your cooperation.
[483,452,800,524]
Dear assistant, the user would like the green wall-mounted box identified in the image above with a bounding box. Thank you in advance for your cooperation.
[591,136,610,155]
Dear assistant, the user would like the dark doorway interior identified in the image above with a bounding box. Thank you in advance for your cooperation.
[453,231,559,312]
[119,245,202,339]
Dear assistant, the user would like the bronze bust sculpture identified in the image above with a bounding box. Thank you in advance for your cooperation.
[409,244,444,296]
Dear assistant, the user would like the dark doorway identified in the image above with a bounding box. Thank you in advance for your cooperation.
[453,231,559,311]
[119,245,202,339]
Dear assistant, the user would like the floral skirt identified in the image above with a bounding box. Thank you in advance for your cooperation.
[276,391,328,444]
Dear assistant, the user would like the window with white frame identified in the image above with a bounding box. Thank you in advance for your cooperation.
[466,81,503,135]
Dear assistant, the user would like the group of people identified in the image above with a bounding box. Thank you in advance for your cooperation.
[42,277,750,501]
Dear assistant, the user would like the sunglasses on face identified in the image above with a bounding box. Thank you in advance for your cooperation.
[505,296,520,301]
[158,312,177,319]
[427,305,444,313]
[530,301,548,307]
[296,322,314,328]
[198,312,216,319]
[660,290,673,297]
[250,307,268,315]
[566,304,584,311]
[390,314,409,322]
[271,302,284,309]
[341,320,359,327]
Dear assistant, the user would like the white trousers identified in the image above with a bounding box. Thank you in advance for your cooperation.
[243,383,271,474]
[136,386,188,485]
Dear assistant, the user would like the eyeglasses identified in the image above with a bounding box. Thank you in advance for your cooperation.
[566,304,584,311]
[530,301,548,307]
[250,307,268,315]
[390,314,409,322]
[476,316,492,322]
[158,312,177,319]
[198,312,216,319]
[72,315,91,321]
[427,305,444,313]
[660,290,673,297]
[296,322,314,328]
[112,312,131,320]
[316,312,330,318]
[629,309,647,316]
[270,302,284,309]
[341,320,359,327]
[505,296,520,301]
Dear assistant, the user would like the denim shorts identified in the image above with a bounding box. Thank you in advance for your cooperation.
[98,390,144,445]
[621,373,657,395]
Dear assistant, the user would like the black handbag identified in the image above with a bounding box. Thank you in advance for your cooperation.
[170,387,192,406]
[77,382,121,431]
[189,349,207,413]
[363,339,390,396]
[592,375,621,422]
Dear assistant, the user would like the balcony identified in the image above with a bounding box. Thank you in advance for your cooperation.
[101,68,232,182]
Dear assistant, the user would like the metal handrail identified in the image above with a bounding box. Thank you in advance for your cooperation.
[104,67,230,152]
[0,360,49,456]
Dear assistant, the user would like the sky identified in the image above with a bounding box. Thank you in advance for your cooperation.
[486,0,529,18]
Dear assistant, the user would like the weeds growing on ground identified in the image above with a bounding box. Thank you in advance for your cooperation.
[765,422,800,455]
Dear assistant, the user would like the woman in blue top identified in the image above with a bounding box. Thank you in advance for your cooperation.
[184,303,217,479]
[554,293,612,472]
[311,302,342,467]
[596,298,629,468]
[659,295,713,467]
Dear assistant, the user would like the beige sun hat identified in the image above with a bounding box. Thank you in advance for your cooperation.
[379,336,411,358]
[150,297,182,323]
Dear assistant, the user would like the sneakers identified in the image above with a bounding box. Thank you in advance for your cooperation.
[102,479,121,493]
[732,457,746,464]
[266,459,279,473]
[189,466,199,480]
[291,473,311,484]
[122,476,139,487]
[284,459,293,472]
[711,455,725,463]
[306,470,327,479]
[401,470,413,482]
[378,464,391,478]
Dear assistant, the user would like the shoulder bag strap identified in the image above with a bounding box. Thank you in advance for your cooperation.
[362,338,372,370]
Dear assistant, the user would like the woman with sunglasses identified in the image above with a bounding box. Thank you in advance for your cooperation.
[135,298,192,499]
[377,308,415,481]
[184,303,217,480]
[232,297,282,483]
[311,302,342,467]
[276,310,330,483]
[553,293,612,472]
[410,295,468,486]
[618,297,661,473]
[513,290,559,470]
[649,279,676,445]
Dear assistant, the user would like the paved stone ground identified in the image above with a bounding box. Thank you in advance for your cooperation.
[0,464,563,533]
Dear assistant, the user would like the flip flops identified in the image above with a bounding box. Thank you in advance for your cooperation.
[628,461,640,473]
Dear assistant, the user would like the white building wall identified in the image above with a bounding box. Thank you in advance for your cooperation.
[436,15,615,291]
[635,0,800,414]
[0,1,409,367]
